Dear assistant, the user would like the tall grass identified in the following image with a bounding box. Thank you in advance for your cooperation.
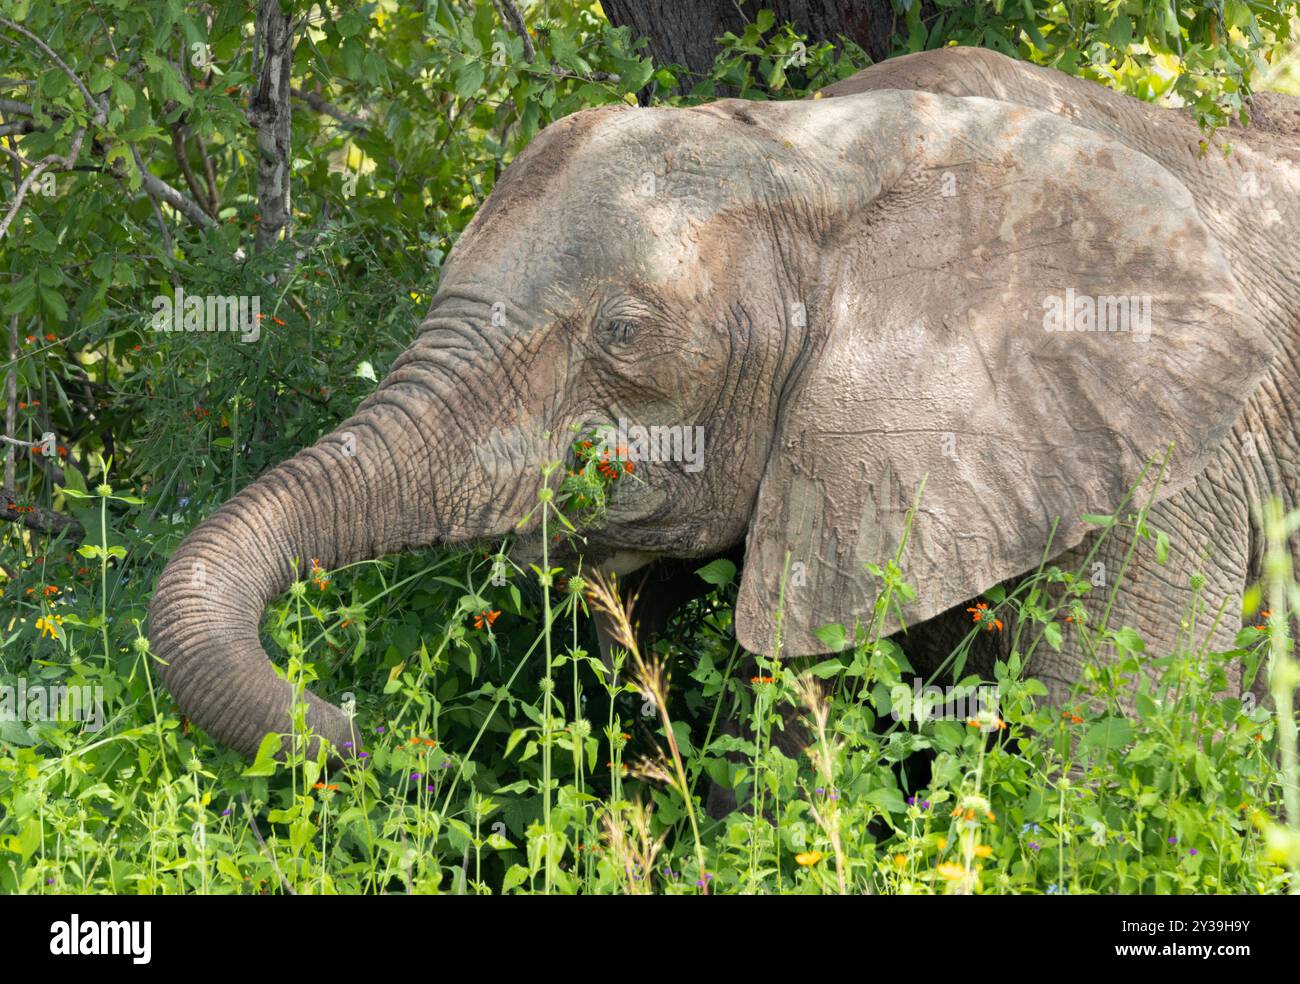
[0,451,1296,894]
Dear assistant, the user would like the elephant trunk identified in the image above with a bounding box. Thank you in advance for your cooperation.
[148,329,514,757]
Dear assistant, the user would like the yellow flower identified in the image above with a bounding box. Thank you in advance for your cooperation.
[892,854,907,868]
[35,615,63,639]
[937,838,948,851]
[936,862,967,881]
[973,844,993,859]
[795,851,824,866]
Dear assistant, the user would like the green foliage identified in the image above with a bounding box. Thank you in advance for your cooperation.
[1,2,1297,894]
[896,1,1299,131]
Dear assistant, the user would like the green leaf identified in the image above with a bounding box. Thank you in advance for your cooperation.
[695,558,736,587]
[1043,621,1062,652]
[1113,626,1146,656]
[866,785,908,814]
[455,59,485,100]
[1224,1,1251,30]
[242,733,282,777]
[814,622,848,652]
[1082,716,1135,752]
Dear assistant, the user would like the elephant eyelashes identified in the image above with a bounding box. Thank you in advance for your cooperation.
[604,319,639,344]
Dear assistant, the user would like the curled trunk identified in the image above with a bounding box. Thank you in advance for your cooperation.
[148,342,480,756]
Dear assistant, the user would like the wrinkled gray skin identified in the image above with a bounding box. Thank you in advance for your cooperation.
[149,48,1299,758]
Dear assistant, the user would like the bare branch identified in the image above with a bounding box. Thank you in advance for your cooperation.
[0,18,106,125]
[0,154,58,239]
[0,119,36,138]
[290,86,368,132]
[1,485,84,540]
[4,315,15,491]
[195,132,219,214]
[130,144,217,230]
[169,124,216,218]
[493,0,537,62]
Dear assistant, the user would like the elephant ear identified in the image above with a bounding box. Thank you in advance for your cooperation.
[734,90,1272,658]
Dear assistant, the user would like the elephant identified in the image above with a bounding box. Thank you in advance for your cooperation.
[148,46,1299,760]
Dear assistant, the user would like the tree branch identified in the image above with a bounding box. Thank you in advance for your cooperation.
[291,86,368,132]
[0,18,106,125]
[493,0,537,62]
[130,144,217,230]
[1,485,83,540]
[169,124,217,218]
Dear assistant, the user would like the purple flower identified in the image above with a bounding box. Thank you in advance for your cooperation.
[376,726,386,734]
[921,800,930,810]
[1189,848,1198,857]
[359,751,369,758]
[410,773,422,781]
[816,787,826,796]
[907,796,915,805]
[222,808,233,816]
[47,877,55,884]
[342,741,354,749]
[441,760,451,769]
[426,785,435,792]
[1029,842,1041,852]
[1168,836,1178,845]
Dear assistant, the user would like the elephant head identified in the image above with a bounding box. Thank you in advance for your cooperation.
[149,86,1271,757]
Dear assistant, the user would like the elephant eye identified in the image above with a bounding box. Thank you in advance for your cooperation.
[604,318,639,344]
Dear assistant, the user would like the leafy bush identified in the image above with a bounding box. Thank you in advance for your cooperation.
[1,2,1297,894]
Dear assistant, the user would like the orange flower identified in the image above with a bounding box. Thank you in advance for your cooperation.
[966,601,1002,632]
[751,675,775,685]
[44,333,56,342]
[472,610,501,630]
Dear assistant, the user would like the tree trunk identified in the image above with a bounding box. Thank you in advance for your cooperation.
[600,0,913,87]
[249,0,295,252]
